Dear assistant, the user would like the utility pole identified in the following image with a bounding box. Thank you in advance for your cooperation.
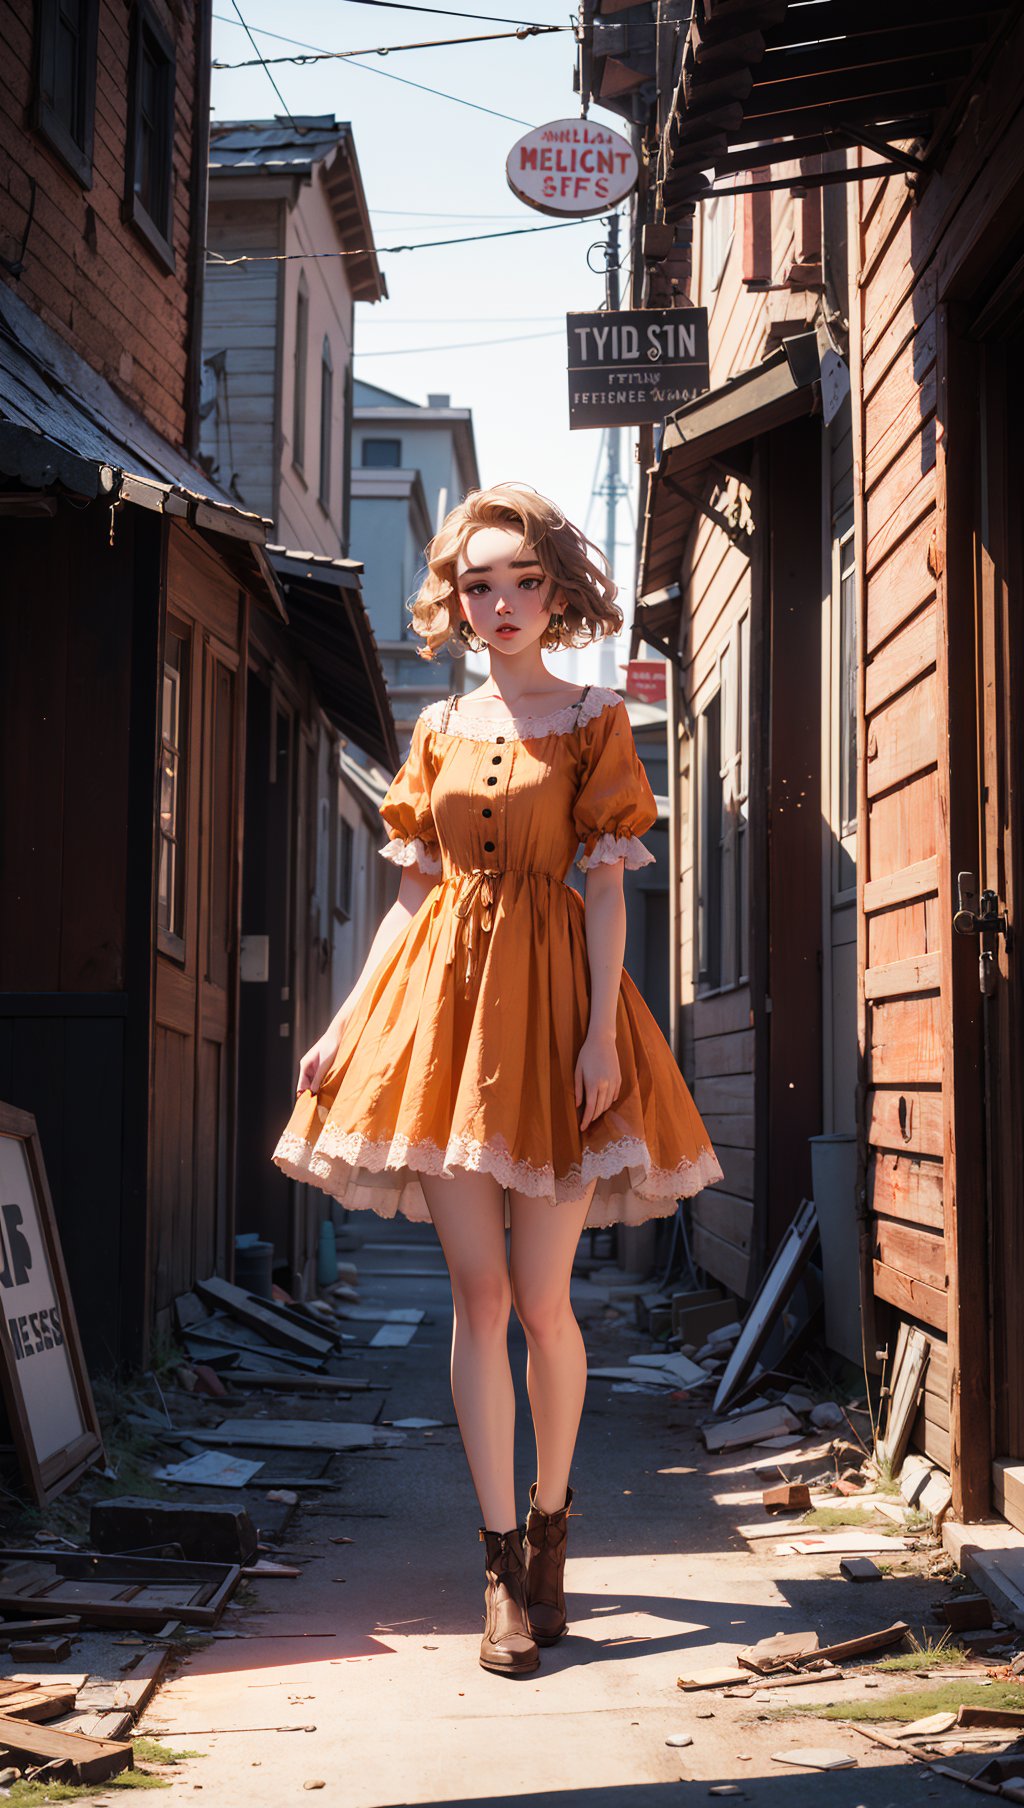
[604,210,621,576]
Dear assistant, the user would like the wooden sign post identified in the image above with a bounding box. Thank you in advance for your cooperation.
[0,1104,104,1503]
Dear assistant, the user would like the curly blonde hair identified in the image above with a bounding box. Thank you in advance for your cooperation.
[408,481,624,661]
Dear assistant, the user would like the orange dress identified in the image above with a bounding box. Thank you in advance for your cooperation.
[272,685,723,1226]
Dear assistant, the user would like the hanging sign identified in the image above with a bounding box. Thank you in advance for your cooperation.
[566,307,710,429]
[506,118,638,219]
[624,660,667,705]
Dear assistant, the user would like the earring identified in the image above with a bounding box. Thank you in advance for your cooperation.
[547,612,565,643]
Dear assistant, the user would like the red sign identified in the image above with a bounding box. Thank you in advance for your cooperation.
[506,119,638,219]
[625,660,667,704]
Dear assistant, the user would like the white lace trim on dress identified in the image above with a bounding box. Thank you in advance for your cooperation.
[378,835,443,875]
[576,832,656,872]
[273,1122,723,1205]
[421,685,624,743]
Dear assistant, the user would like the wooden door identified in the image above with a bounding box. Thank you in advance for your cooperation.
[972,326,1024,1489]
[152,530,246,1319]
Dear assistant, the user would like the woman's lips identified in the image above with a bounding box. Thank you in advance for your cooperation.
[496,624,519,636]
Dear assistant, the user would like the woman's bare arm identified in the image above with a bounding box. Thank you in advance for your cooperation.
[575,860,627,1130]
[296,866,438,1094]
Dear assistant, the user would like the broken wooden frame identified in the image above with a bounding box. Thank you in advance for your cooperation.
[878,1322,930,1472]
[0,1547,240,1628]
[0,1103,104,1503]
[713,1198,820,1415]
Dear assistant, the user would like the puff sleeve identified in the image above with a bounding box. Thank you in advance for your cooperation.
[573,698,658,872]
[378,714,443,876]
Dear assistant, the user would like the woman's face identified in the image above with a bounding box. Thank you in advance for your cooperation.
[454,525,559,658]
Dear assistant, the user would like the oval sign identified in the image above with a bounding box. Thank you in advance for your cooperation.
[506,117,638,219]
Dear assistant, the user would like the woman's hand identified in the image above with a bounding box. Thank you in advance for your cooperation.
[296,1023,344,1097]
[574,1027,621,1132]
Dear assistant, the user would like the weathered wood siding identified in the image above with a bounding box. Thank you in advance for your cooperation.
[0,0,202,447]
[854,19,1024,1494]
[676,179,822,1299]
[200,197,283,522]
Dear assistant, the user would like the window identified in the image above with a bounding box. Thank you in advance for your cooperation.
[318,337,333,512]
[125,2,176,270]
[702,192,734,296]
[361,438,402,468]
[695,614,750,992]
[336,817,354,921]
[292,279,309,473]
[33,0,99,186]
[834,521,857,896]
[158,625,189,953]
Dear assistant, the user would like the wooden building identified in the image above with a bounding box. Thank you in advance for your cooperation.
[611,0,1024,1519]
[0,0,395,1369]
[198,118,399,1292]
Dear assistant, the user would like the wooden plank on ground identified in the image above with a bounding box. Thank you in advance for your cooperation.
[194,1277,333,1358]
[0,1712,132,1782]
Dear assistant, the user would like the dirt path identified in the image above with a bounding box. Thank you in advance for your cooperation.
[141,1224,982,1806]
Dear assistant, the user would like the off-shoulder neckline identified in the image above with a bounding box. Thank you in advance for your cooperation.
[420,685,625,744]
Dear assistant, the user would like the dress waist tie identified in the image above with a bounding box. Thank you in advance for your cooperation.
[445,868,502,990]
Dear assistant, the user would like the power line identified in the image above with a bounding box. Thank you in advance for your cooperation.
[226,0,298,125]
[358,312,565,322]
[212,21,566,67]
[212,16,535,124]
[214,0,555,32]
[206,216,602,267]
[356,327,561,355]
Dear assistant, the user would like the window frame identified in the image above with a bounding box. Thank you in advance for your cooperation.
[701,192,734,298]
[123,0,176,275]
[292,277,309,476]
[318,336,334,513]
[361,437,403,469]
[157,618,190,961]
[694,609,750,997]
[831,513,858,905]
[32,0,99,188]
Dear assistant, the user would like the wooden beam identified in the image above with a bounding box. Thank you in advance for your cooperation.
[872,1258,948,1330]
[864,952,941,999]
[864,855,939,914]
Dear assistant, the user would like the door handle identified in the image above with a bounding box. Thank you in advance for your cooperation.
[954,871,1009,939]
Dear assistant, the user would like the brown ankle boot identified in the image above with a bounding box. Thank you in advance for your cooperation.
[523,1483,573,1644]
[479,1526,540,1676]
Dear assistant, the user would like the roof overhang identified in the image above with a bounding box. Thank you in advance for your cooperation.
[0,286,286,619]
[319,135,386,304]
[634,333,820,653]
[657,1,1018,222]
[267,547,399,768]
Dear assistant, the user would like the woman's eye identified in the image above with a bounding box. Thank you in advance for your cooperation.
[520,577,542,590]
[466,583,489,597]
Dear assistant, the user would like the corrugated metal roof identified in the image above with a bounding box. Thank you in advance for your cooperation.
[210,115,352,175]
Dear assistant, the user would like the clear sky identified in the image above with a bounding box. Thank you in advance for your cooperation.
[209,0,639,683]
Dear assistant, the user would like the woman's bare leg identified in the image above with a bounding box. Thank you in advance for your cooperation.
[508,1188,596,1515]
[419,1171,516,1530]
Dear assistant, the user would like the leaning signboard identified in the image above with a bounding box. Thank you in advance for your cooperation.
[0,1104,104,1503]
[567,308,710,428]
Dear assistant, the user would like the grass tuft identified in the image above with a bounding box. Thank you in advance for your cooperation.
[800,1505,895,1532]
[875,1628,967,1672]
[793,1679,1024,1723]
[132,1740,203,1765]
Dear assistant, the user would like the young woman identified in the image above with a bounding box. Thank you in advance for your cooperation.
[273,483,722,1678]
